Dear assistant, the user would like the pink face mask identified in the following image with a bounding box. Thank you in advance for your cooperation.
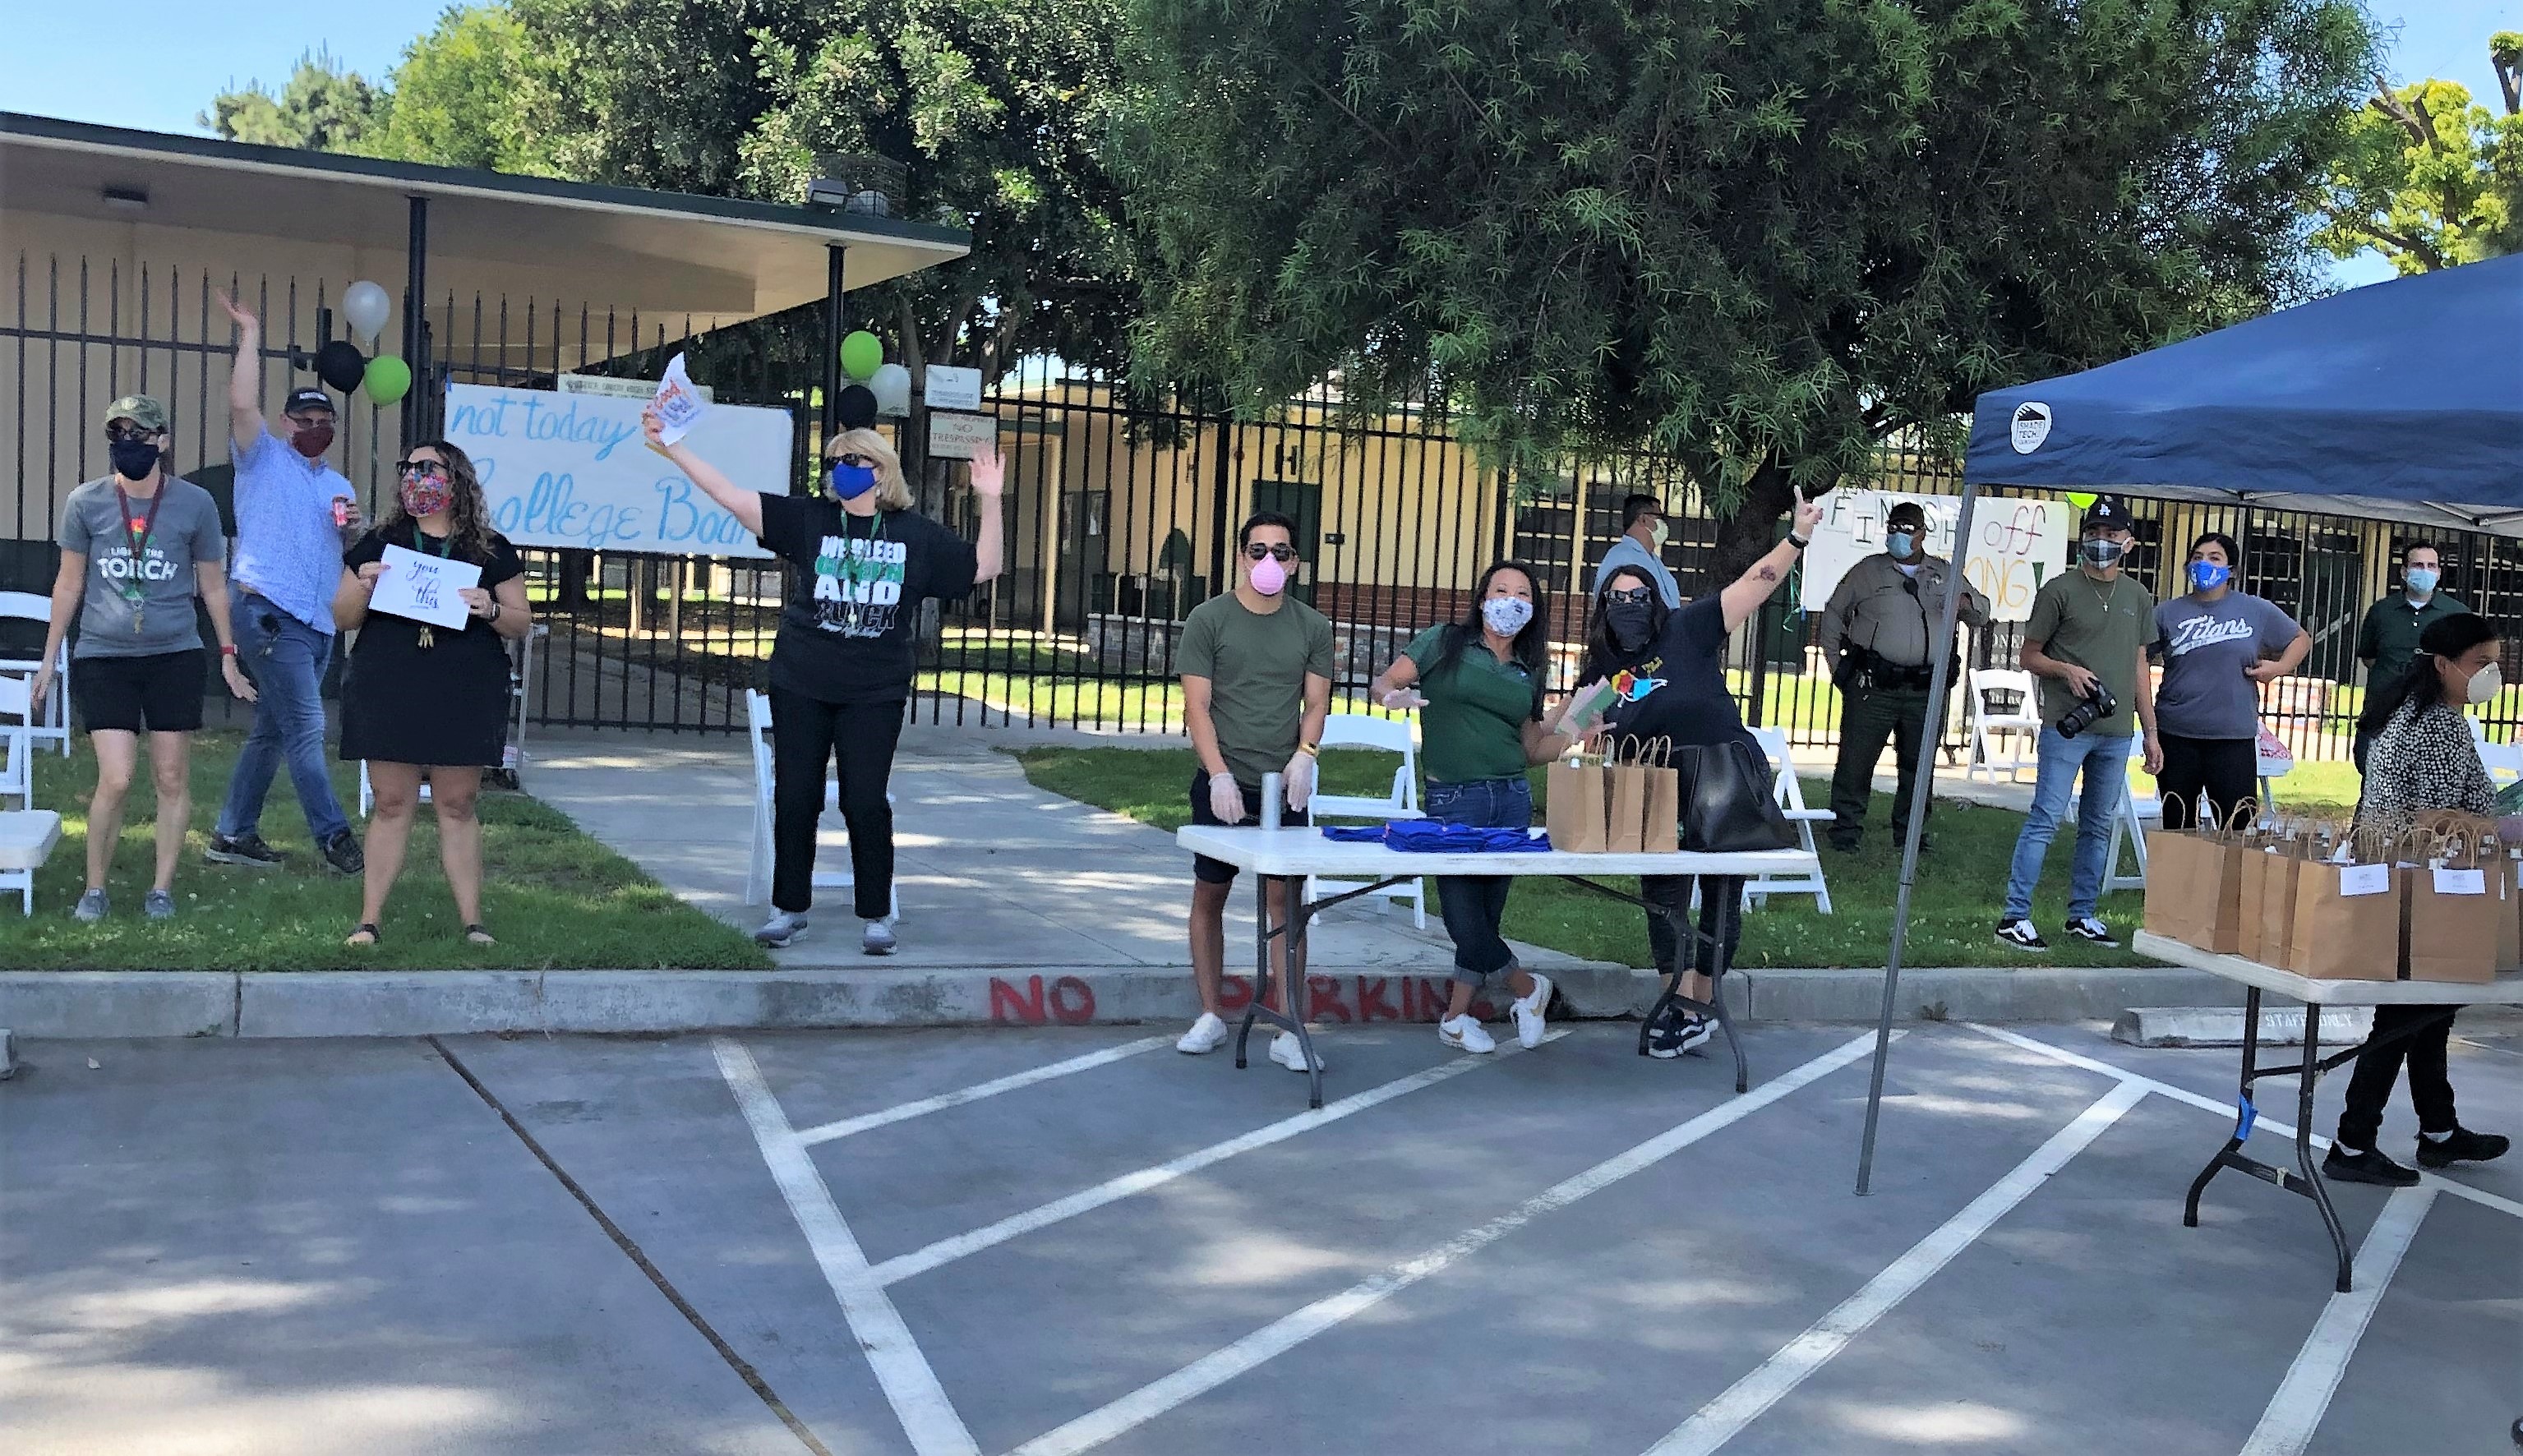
[1248,552,1287,597]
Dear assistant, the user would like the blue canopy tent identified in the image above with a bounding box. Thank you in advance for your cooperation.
[1853,255,2523,1190]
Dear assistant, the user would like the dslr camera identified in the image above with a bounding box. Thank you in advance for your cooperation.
[2055,679,2118,739]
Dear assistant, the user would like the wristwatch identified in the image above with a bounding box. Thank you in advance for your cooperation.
[1787,533,1810,551]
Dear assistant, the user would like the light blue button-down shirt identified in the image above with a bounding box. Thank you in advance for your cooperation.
[229,429,353,633]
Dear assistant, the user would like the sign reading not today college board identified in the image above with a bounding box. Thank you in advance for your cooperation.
[443,383,782,559]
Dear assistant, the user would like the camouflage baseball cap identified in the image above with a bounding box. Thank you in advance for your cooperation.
[103,394,168,432]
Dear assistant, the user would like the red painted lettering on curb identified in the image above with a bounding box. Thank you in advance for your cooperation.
[1356,977,1399,1021]
[989,976,1048,1025]
[1049,975,1095,1025]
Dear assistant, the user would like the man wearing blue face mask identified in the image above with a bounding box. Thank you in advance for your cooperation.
[2148,532,2309,829]
[1818,500,1986,853]
[2353,541,2468,772]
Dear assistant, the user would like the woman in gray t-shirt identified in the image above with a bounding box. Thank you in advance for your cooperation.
[2147,531,2309,829]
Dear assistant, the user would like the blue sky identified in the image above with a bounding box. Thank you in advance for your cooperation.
[2,0,2515,288]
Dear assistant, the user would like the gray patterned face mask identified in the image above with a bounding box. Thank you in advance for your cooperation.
[2080,537,2126,569]
[1481,596,1534,636]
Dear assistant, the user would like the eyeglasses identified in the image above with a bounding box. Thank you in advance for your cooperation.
[393,459,450,478]
[1243,543,1297,563]
[105,422,160,443]
[1603,587,1654,606]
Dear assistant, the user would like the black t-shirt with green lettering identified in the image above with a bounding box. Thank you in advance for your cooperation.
[754,492,977,703]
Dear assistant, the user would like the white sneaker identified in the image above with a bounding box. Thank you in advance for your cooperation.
[1177,1011,1229,1054]
[1438,1015,1496,1053]
[861,919,897,956]
[753,910,807,947]
[1511,973,1553,1049]
[1268,1031,1323,1073]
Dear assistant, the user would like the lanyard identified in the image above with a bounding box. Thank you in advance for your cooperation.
[113,483,167,601]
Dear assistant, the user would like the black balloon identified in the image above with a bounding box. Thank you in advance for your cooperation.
[836,385,879,430]
[314,340,367,394]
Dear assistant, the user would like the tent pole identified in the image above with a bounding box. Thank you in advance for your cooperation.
[1855,478,1981,1195]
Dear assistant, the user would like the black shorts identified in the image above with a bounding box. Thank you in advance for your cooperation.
[73,648,206,734]
[1188,769,1312,883]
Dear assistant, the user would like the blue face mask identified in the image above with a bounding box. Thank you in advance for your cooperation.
[1885,532,1917,561]
[2188,560,2230,592]
[828,461,879,500]
[2405,566,2439,597]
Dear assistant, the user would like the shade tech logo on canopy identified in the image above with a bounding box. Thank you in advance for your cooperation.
[2011,402,2053,454]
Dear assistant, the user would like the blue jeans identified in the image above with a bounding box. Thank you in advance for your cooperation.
[2001,727,2133,923]
[215,597,350,844]
[1425,776,1530,984]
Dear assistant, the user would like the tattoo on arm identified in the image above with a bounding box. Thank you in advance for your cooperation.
[1755,565,1778,583]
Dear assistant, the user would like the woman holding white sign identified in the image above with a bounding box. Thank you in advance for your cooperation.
[643,407,1004,954]
[333,441,533,947]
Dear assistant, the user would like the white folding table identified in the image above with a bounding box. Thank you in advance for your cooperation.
[2131,930,2523,1291]
[1176,824,1820,1108]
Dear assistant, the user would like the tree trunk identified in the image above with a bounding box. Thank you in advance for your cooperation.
[1707,455,1799,590]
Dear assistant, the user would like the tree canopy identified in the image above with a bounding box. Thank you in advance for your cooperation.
[200,48,387,153]
[2313,34,2523,274]
[1118,0,2380,569]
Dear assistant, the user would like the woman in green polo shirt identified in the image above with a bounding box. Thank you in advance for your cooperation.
[1371,561,1595,1056]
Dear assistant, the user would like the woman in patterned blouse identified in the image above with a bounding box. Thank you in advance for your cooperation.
[2327,611,2512,1186]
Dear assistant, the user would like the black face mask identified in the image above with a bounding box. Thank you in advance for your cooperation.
[109,438,161,481]
[1604,599,1656,651]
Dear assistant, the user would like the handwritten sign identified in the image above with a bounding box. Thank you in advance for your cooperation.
[650,354,705,446]
[925,366,983,412]
[445,382,782,558]
[371,543,479,629]
[1798,491,2071,624]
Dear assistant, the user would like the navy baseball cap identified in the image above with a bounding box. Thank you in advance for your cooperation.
[283,387,335,417]
[2082,494,2133,532]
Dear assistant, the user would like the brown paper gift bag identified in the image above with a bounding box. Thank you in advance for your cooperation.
[2236,845,2281,963]
[2142,795,2212,945]
[1546,756,1610,853]
[2287,830,2400,981]
[2250,838,2316,970]
[1603,737,1680,855]
[2407,827,2501,984]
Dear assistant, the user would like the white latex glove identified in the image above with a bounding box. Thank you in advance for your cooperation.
[1207,772,1247,826]
[1380,687,1428,710]
[1283,752,1316,812]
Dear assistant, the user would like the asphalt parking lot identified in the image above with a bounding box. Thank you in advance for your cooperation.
[3,1016,2517,1455]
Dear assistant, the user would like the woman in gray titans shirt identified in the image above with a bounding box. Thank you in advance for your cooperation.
[2147,532,2307,829]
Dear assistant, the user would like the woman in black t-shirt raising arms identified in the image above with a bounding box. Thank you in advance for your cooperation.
[1573,490,1825,1059]
[644,408,1003,955]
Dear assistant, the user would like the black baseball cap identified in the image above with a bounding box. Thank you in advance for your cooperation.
[1886,500,1927,528]
[2082,494,2133,532]
[283,387,335,417]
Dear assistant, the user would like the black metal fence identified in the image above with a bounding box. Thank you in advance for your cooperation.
[12,250,2523,759]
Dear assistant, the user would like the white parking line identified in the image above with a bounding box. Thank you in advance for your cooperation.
[2240,1186,2437,1456]
[792,1036,1170,1147]
[1963,1022,2523,1221]
[1644,1080,2149,1456]
[871,1030,1571,1286]
[1004,1030,1888,1456]
[715,1037,980,1456]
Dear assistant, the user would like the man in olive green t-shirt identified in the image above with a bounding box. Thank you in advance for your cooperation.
[1174,512,1333,1067]
[1997,495,2160,953]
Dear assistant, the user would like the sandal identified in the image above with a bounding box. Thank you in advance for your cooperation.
[464,923,496,946]
[345,923,381,947]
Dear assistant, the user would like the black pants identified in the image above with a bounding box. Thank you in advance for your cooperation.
[2156,734,2258,830]
[768,687,904,919]
[1828,685,1936,845]
[2336,1005,2460,1151]
[1641,876,1744,980]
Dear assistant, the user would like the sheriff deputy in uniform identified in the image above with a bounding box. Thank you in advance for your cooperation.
[1816,500,1988,853]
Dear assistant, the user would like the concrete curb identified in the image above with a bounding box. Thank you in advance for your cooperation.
[0,963,2318,1041]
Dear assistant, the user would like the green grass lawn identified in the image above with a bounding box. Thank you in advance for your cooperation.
[1012,745,2165,970]
[4,731,768,971]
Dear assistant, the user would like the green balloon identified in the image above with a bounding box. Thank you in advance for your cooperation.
[841,329,883,381]
[2064,491,2096,510]
[362,354,412,405]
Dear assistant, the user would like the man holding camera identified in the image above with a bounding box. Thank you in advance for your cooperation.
[1819,500,1988,853]
[1996,495,2158,951]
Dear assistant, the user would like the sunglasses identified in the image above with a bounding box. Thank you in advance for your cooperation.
[105,422,161,443]
[836,453,878,468]
[1243,543,1297,563]
[1603,587,1654,606]
[394,459,450,479]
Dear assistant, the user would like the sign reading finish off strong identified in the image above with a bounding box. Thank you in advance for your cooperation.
[444,383,783,558]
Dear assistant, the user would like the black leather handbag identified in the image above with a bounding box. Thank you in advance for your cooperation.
[1674,739,1797,853]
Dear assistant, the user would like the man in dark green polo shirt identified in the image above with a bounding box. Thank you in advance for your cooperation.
[2353,541,2468,771]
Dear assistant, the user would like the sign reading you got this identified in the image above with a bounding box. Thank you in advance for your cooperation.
[443,383,786,558]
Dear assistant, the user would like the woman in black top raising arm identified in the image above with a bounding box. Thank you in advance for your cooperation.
[644,407,1004,955]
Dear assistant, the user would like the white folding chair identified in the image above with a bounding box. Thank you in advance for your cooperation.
[1742,726,1834,915]
[0,590,70,758]
[0,672,37,811]
[1967,669,2041,784]
[1302,712,1428,928]
[744,689,899,918]
[0,674,62,914]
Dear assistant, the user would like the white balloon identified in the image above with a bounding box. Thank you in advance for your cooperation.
[341,281,392,345]
[869,362,912,417]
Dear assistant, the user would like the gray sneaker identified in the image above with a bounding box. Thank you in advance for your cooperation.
[753,910,808,948]
[862,919,897,956]
[144,889,176,920]
[71,888,108,923]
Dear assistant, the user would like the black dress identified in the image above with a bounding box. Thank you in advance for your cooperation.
[339,523,524,767]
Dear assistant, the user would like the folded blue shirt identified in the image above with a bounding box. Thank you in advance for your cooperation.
[1322,822,1552,853]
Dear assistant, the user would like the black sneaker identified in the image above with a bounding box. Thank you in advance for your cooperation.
[1646,1007,1711,1060]
[1827,836,1861,854]
[1995,919,2049,951]
[320,830,366,877]
[205,832,285,869]
[2415,1127,2510,1168]
[2062,917,2119,947]
[2323,1145,2421,1186]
